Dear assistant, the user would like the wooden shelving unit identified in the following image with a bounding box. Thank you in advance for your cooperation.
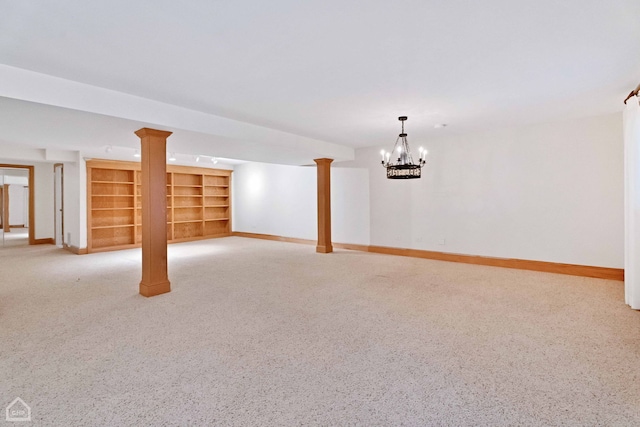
[87,160,232,253]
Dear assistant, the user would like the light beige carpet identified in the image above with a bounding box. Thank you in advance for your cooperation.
[1,237,639,426]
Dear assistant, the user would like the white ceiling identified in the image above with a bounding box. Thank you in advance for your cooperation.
[0,0,638,165]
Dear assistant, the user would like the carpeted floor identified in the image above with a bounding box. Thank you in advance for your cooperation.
[1,237,639,426]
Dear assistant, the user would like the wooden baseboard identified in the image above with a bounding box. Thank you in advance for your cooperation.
[232,232,315,246]
[366,245,624,281]
[33,238,54,245]
[232,231,624,281]
[63,244,88,255]
[333,242,370,252]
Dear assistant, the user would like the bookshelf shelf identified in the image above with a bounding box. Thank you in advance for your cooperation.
[87,160,231,253]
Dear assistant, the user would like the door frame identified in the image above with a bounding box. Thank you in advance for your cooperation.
[0,164,35,245]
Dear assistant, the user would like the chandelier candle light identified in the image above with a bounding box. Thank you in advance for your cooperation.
[380,116,427,179]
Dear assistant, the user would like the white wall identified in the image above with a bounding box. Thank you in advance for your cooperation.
[23,187,29,226]
[3,175,28,185]
[233,162,317,240]
[1,112,622,269]
[340,113,624,268]
[60,155,85,249]
[331,168,370,245]
[8,184,25,226]
[233,162,370,245]
[234,113,623,268]
[33,162,54,240]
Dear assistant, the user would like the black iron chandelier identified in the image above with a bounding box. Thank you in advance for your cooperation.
[380,116,427,179]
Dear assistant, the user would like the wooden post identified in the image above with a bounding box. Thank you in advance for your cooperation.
[135,128,172,297]
[314,158,333,253]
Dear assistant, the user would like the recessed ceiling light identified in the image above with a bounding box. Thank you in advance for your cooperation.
[169,152,176,161]
[133,149,141,158]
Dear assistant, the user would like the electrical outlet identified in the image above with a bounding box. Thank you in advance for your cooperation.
[438,238,446,245]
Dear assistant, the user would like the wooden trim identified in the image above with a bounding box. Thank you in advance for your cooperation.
[333,242,370,252]
[85,159,232,176]
[623,82,640,104]
[231,232,371,253]
[366,245,624,281]
[27,166,34,245]
[9,224,25,228]
[33,238,54,245]
[227,172,233,236]
[233,231,315,246]
[86,159,141,171]
[167,164,231,176]
[86,162,92,253]
[232,231,624,281]
[314,158,333,253]
[0,164,35,244]
[169,233,231,244]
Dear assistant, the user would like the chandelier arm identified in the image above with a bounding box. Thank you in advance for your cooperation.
[384,135,402,166]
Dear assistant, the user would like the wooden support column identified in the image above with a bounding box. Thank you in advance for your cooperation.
[135,128,172,297]
[314,158,333,253]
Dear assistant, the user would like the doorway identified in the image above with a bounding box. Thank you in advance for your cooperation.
[0,165,35,247]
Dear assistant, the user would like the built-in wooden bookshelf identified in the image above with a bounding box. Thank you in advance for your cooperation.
[87,160,231,253]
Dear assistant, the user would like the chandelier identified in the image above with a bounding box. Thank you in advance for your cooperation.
[380,116,426,179]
